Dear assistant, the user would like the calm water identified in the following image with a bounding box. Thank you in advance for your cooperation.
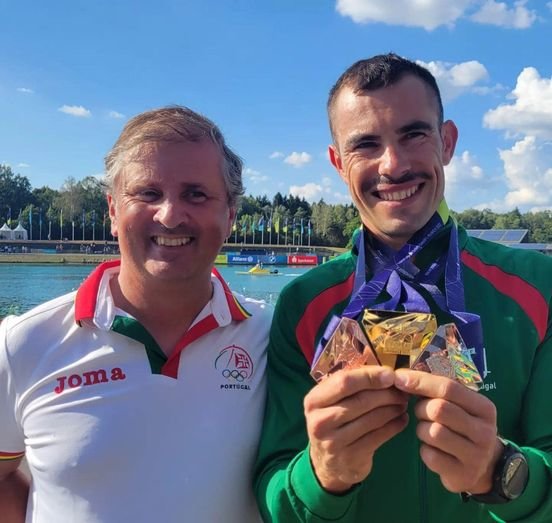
[0,264,312,317]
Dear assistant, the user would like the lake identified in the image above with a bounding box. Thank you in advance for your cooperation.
[0,263,312,317]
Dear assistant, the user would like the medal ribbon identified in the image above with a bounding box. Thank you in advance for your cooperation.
[313,203,487,377]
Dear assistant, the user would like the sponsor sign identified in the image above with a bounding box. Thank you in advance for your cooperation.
[257,254,288,265]
[227,254,257,264]
[287,254,318,265]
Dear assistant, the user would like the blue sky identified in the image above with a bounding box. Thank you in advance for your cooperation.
[1,0,551,212]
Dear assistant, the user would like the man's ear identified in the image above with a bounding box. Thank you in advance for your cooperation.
[227,206,237,238]
[441,120,458,166]
[107,194,118,238]
[329,145,348,183]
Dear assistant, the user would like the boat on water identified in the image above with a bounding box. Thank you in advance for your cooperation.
[236,264,281,276]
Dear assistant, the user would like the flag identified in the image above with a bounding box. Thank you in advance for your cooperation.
[92,210,96,226]
[258,216,265,232]
[266,217,272,232]
[300,218,304,235]
[29,205,33,228]
[282,218,288,234]
[308,219,312,236]
[7,206,11,224]
[241,219,247,233]
[274,216,280,234]
[232,221,237,232]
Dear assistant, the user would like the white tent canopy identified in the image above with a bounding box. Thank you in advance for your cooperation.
[0,223,13,240]
[12,222,28,240]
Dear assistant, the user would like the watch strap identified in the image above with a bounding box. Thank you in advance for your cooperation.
[462,439,528,505]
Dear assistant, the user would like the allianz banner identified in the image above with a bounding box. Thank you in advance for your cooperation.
[227,254,259,264]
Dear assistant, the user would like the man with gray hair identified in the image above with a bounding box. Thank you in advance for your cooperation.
[0,106,270,522]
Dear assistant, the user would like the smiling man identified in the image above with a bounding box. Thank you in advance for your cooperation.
[0,106,271,522]
[254,54,552,522]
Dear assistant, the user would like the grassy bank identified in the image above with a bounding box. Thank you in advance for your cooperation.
[0,253,119,264]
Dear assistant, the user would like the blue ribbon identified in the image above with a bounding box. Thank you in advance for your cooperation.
[313,213,487,377]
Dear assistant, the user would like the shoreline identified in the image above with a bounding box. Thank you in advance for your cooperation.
[0,253,120,264]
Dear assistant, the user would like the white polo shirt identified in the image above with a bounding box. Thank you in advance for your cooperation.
[0,260,270,523]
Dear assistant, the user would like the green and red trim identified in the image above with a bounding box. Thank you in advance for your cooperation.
[0,450,25,461]
[295,272,355,364]
[74,260,252,378]
[461,251,549,342]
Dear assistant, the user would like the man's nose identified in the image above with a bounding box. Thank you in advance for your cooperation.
[378,144,410,179]
[154,198,187,229]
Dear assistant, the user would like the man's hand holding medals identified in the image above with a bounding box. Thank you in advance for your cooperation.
[304,214,504,497]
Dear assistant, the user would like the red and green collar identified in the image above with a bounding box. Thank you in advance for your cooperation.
[75,260,250,326]
[74,260,251,378]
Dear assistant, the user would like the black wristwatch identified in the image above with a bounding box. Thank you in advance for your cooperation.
[462,439,529,504]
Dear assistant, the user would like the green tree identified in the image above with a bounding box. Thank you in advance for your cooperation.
[494,208,522,229]
[0,164,32,224]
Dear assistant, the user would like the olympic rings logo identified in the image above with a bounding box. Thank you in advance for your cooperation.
[214,345,254,382]
[222,369,248,381]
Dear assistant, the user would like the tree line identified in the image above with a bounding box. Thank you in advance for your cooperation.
[2,164,552,246]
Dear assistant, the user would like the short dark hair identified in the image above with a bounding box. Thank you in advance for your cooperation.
[327,53,444,141]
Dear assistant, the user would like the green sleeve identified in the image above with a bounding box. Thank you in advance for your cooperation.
[253,290,358,522]
[490,302,552,523]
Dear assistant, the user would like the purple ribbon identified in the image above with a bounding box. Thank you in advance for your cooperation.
[313,214,487,377]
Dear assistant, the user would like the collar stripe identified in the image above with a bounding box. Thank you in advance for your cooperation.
[212,267,251,320]
[74,259,121,325]
[0,451,25,461]
[75,262,251,324]
[162,314,219,378]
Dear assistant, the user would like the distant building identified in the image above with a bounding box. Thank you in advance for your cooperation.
[467,229,551,255]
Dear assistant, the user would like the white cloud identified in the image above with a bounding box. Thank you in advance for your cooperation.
[417,60,489,101]
[269,151,284,159]
[16,163,30,168]
[108,110,125,119]
[444,151,487,210]
[472,83,506,96]
[284,151,312,168]
[483,67,552,139]
[244,167,269,184]
[445,151,484,185]
[16,87,33,94]
[474,138,552,212]
[548,1,552,12]
[58,105,91,118]
[500,137,552,208]
[290,177,352,203]
[331,191,353,203]
[335,0,474,30]
[290,182,324,201]
[471,0,537,29]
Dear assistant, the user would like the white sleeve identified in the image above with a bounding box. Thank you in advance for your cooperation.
[0,317,25,458]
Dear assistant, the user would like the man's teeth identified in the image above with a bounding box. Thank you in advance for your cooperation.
[153,236,191,246]
[379,185,419,201]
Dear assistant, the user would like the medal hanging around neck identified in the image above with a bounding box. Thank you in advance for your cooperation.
[311,209,487,390]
